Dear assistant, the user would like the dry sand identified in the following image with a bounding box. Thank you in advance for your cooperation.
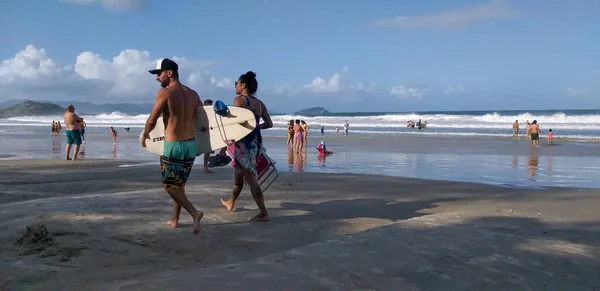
[0,159,599,290]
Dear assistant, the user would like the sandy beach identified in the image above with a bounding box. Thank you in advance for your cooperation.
[0,159,599,290]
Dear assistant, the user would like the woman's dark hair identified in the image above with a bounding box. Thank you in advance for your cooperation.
[295,119,300,124]
[239,71,258,94]
[301,120,306,124]
[289,120,294,125]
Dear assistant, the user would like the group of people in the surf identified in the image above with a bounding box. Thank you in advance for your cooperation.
[407,119,428,129]
[286,120,334,156]
[287,119,310,151]
[51,120,62,133]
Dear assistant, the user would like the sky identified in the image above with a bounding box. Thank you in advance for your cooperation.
[0,0,599,113]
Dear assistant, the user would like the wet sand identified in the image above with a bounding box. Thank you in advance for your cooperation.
[0,159,599,290]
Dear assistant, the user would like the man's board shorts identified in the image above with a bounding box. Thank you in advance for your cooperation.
[513,129,518,134]
[530,133,540,140]
[66,129,82,145]
[160,138,196,193]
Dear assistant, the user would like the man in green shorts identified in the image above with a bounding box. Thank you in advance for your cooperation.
[141,58,204,235]
[63,104,84,160]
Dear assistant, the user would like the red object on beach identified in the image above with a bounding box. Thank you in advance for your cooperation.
[225,144,278,192]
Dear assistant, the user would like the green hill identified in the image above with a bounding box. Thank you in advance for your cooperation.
[293,107,332,116]
[0,100,65,118]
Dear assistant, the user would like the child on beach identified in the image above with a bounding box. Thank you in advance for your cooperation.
[316,141,333,155]
[109,127,118,144]
[547,129,554,146]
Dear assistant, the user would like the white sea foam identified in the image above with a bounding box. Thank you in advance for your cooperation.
[2,111,600,140]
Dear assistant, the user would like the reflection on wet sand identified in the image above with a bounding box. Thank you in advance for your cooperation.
[528,154,539,179]
[317,153,328,166]
[112,143,117,158]
[52,139,61,155]
[287,148,306,172]
[79,144,86,159]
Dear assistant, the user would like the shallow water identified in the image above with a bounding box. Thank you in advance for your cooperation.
[1,127,600,189]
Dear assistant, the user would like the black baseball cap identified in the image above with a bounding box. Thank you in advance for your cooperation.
[149,58,179,74]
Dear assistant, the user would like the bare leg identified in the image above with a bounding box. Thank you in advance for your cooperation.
[240,167,269,222]
[65,143,72,160]
[203,152,212,173]
[72,145,81,160]
[166,186,203,234]
[168,201,182,228]
[221,170,243,212]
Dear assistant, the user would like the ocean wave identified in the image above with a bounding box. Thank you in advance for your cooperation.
[273,112,600,124]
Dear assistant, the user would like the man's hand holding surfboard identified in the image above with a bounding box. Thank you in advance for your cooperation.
[139,105,257,156]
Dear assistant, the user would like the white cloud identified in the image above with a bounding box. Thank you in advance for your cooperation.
[443,85,465,95]
[390,85,428,98]
[58,0,144,11]
[303,67,353,94]
[210,77,233,88]
[566,86,590,96]
[373,0,518,30]
[0,44,227,102]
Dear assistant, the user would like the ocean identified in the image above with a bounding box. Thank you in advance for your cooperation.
[3,109,600,142]
[1,109,600,189]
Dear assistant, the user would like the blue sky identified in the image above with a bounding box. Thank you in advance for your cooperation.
[0,0,598,112]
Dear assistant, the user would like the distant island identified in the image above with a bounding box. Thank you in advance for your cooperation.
[0,100,66,118]
[0,99,153,115]
[293,107,332,116]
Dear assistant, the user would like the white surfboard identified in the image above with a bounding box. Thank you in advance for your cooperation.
[141,105,257,156]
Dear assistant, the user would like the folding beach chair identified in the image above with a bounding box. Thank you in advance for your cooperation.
[213,100,279,192]
[225,144,279,193]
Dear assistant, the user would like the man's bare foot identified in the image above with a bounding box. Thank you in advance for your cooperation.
[249,212,270,222]
[65,157,72,160]
[220,198,234,212]
[204,168,213,173]
[167,218,179,228]
[193,211,204,235]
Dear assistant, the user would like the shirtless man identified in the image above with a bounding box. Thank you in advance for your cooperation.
[141,58,204,235]
[529,120,541,147]
[63,105,84,160]
[512,120,519,139]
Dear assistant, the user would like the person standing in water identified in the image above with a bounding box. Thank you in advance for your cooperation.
[529,120,541,147]
[141,58,204,234]
[286,120,294,147]
[512,120,519,139]
[293,119,304,151]
[109,127,118,144]
[301,120,309,149]
[547,129,554,146]
[220,71,273,222]
[63,105,83,161]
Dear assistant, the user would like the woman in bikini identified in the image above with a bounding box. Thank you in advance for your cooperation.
[293,119,304,152]
[220,71,274,222]
[301,120,309,149]
[286,119,294,147]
